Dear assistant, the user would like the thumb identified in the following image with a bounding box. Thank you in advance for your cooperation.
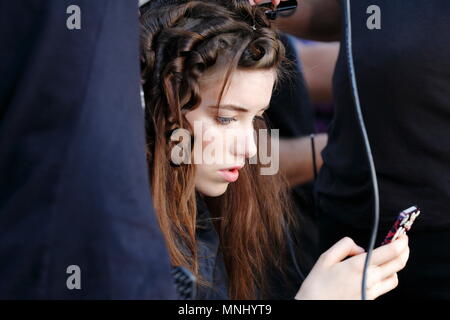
[320,237,365,266]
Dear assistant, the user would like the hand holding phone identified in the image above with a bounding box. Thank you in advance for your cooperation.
[381,206,421,245]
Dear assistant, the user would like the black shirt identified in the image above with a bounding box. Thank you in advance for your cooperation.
[0,1,176,299]
[195,193,229,299]
[195,191,300,300]
[316,0,450,231]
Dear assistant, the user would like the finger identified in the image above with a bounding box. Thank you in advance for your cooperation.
[365,264,401,291]
[319,237,365,266]
[367,273,399,300]
[370,234,409,266]
[377,246,410,279]
[249,0,256,5]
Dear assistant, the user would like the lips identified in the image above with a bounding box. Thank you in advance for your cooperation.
[218,166,243,183]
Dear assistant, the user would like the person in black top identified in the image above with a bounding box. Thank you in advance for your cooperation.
[0,0,175,298]
[275,0,450,298]
[141,0,409,300]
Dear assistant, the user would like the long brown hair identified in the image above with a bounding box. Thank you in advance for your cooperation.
[140,0,295,299]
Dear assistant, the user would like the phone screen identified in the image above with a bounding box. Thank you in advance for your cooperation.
[381,206,420,245]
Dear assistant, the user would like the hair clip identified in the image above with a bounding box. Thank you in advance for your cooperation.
[258,0,298,20]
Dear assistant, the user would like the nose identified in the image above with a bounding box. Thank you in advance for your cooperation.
[230,127,257,160]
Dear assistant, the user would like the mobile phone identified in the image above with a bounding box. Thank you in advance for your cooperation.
[381,206,421,245]
[257,0,298,20]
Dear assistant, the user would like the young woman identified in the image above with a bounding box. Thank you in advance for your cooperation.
[140,0,409,300]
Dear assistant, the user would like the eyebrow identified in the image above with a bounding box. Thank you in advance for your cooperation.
[208,104,269,113]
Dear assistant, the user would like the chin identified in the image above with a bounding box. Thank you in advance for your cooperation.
[196,182,229,198]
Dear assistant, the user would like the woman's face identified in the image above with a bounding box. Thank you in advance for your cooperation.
[185,68,276,197]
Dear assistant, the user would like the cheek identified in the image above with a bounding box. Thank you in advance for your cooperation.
[193,121,227,157]
[201,123,214,149]
[186,110,230,165]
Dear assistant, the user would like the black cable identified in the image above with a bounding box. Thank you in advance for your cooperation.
[344,0,380,300]
[285,223,306,282]
[310,134,318,180]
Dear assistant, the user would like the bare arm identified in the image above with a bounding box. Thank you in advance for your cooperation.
[296,41,340,104]
[279,133,328,187]
[273,0,342,42]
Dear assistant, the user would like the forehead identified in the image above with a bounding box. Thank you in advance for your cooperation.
[199,69,276,112]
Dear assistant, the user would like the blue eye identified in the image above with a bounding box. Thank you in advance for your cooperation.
[216,117,236,125]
